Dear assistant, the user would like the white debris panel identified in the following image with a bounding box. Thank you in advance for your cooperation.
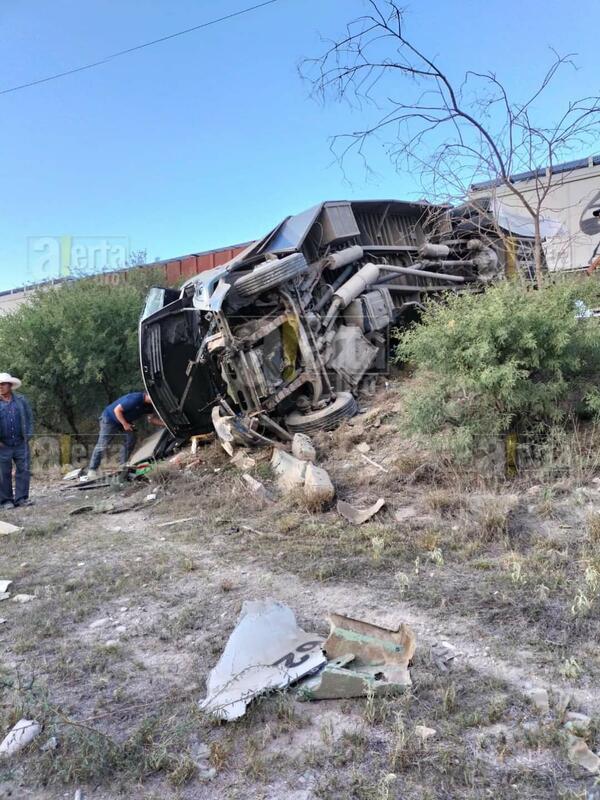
[199,600,325,721]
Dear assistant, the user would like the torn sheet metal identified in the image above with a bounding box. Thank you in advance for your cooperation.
[199,600,325,721]
[128,429,177,466]
[0,521,22,535]
[301,613,415,699]
[337,498,385,524]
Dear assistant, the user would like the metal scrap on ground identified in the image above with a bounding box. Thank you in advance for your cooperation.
[200,601,416,718]
[337,498,386,525]
[0,521,22,535]
[300,612,415,700]
[199,600,326,721]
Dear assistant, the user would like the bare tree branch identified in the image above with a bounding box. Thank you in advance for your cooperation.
[301,0,600,284]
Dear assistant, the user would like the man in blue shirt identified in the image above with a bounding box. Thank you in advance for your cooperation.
[87,391,161,479]
[0,372,34,509]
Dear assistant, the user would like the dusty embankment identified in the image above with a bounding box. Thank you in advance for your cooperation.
[1,384,600,799]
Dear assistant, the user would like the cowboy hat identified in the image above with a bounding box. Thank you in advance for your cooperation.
[0,373,22,389]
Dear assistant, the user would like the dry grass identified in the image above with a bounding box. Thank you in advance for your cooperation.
[2,391,600,798]
[424,488,468,516]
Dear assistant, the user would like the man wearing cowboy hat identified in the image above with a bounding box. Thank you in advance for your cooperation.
[0,373,34,509]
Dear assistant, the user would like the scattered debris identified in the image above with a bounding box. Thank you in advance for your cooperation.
[156,517,198,529]
[358,452,388,473]
[0,618,6,625]
[11,594,35,604]
[211,406,235,456]
[271,449,307,491]
[527,687,550,714]
[292,433,316,463]
[0,594,10,602]
[566,733,600,773]
[62,468,83,481]
[414,725,437,741]
[304,463,335,505]
[337,498,385,525]
[128,429,177,466]
[190,433,214,454]
[300,655,378,699]
[242,473,274,502]
[230,450,257,470]
[301,613,415,699]
[144,493,157,502]
[356,442,371,454]
[0,580,12,594]
[40,736,58,752]
[69,505,94,516]
[198,766,217,782]
[564,712,592,736]
[89,617,110,629]
[0,719,41,756]
[0,521,22,535]
[199,600,325,721]
[431,640,457,672]
[271,449,335,503]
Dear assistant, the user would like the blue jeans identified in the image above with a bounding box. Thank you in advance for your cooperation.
[0,441,30,504]
[89,417,136,470]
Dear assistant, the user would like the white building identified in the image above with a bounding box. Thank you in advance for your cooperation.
[0,286,30,316]
[470,155,600,271]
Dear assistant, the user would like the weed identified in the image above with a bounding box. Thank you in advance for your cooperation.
[389,713,407,771]
[572,590,594,617]
[371,535,385,563]
[376,772,398,800]
[425,489,466,515]
[364,683,377,726]
[442,683,457,715]
[586,511,600,544]
[475,501,510,542]
[560,658,583,680]
[209,740,230,771]
[427,547,444,566]
[395,571,410,597]
[168,754,197,786]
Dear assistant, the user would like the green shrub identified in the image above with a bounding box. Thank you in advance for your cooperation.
[395,277,600,457]
[0,268,162,433]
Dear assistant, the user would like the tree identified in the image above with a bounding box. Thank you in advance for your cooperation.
[0,268,162,434]
[303,1,600,285]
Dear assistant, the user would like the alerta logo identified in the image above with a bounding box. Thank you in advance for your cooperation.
[26,235,129,279]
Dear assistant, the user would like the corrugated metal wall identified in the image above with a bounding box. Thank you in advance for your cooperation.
[161,244,249,286]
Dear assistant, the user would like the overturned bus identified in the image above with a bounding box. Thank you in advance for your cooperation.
[139,199,538,444]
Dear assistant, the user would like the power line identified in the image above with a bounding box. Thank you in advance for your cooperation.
[0,0,281,96]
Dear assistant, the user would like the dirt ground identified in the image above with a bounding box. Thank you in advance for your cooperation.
[1,384,600,799]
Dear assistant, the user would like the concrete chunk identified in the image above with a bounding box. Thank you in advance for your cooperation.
[11,594,35,604]
[567,733,600,773]
[271,449,307,491]
[291,434,316,463]
[303,463,335,505]
[565,712,592,736]
[414,725,437,741]
[527,688,550,714]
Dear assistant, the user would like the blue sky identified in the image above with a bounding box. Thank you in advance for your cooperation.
[0,0,598,291]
